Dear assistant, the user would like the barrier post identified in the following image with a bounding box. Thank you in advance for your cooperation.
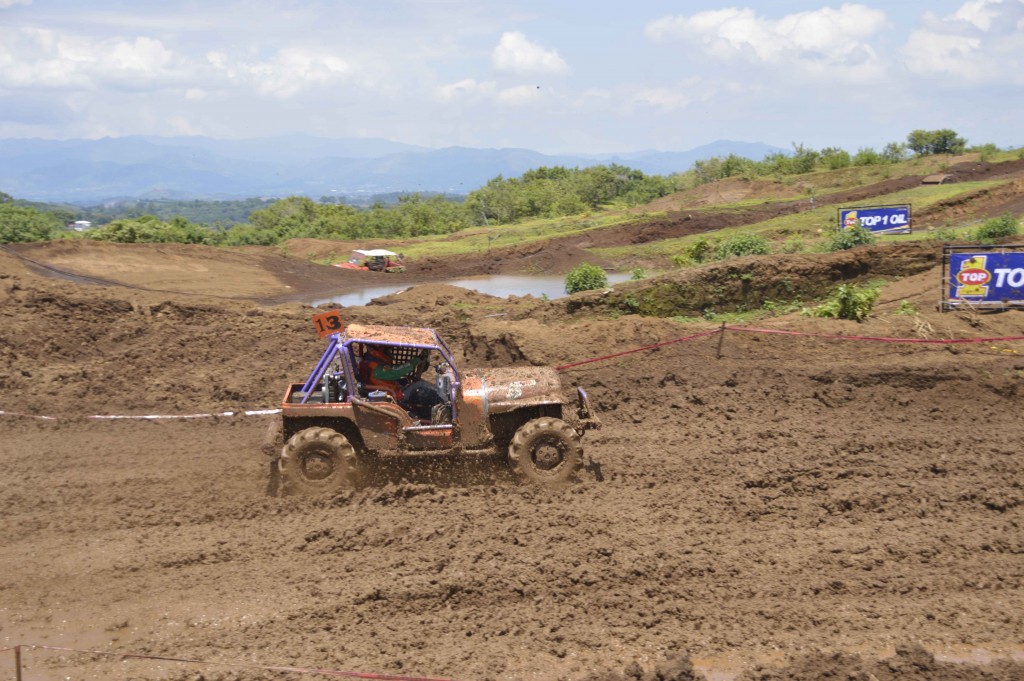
[14,645,22,681]
[715,322,726,359]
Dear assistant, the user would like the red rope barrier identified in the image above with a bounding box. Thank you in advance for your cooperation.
[555,328,722,370]
[20,645,454,681]
[724,325,1024,345]
[555,324,1024,372]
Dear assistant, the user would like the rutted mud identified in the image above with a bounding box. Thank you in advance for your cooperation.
[5,153,1024,678]
[2,233,1023,680]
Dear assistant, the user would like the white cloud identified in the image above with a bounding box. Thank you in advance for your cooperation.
[953,0,1006,29]
[167,115,200,136]
[0,27,179,89]
[205,47,352,98]
[632,88,689,112]
[0,0,31,7]
[492,31,569,76]
[436,79,542,107]
[645,4,887,82]
[904,0,1024,83]
[903,30,983,79]
[436,78,497,102]
[497,84,542,105]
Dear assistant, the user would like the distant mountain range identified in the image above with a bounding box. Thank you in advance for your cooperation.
[0,134,786,204]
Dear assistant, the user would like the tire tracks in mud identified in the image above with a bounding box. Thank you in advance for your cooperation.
[1,243,252,301]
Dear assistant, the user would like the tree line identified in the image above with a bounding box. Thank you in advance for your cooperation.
[0,129,1004,245]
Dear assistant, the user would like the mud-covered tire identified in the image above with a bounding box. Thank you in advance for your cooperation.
[508,417,582,484]
[280,427,360,494]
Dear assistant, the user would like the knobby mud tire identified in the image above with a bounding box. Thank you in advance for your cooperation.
[280,427,360,495]
[508,417,582,485]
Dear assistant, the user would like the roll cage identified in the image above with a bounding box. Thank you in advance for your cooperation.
[296,324,461,420]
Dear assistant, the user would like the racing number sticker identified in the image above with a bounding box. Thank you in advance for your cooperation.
[312,309,343,338]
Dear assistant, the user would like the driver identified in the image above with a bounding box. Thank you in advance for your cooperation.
[358,345,445,420]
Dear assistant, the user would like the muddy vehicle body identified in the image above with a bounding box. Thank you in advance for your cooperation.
[269,323,599,493]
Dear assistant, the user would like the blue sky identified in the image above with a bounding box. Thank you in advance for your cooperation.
[0,0,1021,153]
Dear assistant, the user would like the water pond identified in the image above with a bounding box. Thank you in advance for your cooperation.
[309,272,632,307]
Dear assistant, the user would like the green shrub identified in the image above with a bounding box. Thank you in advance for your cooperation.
[0,204,61,243]
[803,283,880,321]
[896,300,917,315]
[87,215,214,244]
[852,147,884,166]
[828,225,876,251]
[630,267,646,280]
[564,263,608,294]
[781,238,806,253]
[713,232,770,260]
[932,227,958,241]
[686,237,712,263]
[973,213,1019,242]
[670,254,692,268]
[969,143,999,161]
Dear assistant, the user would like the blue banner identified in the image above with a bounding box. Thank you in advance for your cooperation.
[839,205,911,234]
[948,251,1024,306]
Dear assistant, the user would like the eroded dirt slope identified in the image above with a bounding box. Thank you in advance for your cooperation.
[1,242,1022,680]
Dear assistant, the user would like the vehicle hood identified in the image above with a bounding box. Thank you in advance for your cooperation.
[459,366,564,414]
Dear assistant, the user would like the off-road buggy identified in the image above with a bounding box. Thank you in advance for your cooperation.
[267,322,600,493]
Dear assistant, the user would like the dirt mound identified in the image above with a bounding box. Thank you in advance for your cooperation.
[3,240,1024,680]
[582,645,1024,681]
[560,240,988,320]
[4,239,411,304]
[3,160,1024,680]
[739,644,1024,681]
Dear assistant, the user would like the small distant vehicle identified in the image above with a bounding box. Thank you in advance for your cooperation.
[335,249,405,273]
[265,317,601,494]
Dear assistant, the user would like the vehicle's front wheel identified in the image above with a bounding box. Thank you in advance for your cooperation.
[508,417,581,484]
[280,427,360,494]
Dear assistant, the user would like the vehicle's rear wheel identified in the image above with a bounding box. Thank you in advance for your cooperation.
[508,417,581,484]
[280,427,360,494]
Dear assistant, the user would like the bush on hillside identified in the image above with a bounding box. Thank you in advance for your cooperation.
[86,215,214,244]
[686,237,712,264]
[0,203,61,243]
[907,129,967,156]
[713,233,770,260]
[973,213,1019,242]
[852,147,885,166]
[564,263,608,294]
[828,225,876,251]
[804,283,880,322]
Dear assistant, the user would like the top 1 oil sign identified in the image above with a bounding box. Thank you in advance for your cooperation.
[838,204,911,235]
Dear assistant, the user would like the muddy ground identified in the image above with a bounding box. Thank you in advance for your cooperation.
[1,167,1024,680]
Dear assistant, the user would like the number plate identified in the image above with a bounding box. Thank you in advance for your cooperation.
[312,309,343,338]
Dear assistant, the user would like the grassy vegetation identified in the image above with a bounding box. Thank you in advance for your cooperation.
[4,138,1021,254]
[591,180,1006,263]
[395,210,648,260]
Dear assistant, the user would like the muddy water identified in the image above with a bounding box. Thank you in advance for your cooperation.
[309,272,633,306]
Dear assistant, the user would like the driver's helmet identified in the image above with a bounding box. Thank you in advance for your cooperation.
[363,344,393,363]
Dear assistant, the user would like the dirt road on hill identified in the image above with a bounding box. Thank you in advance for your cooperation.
[2,229,1023,680]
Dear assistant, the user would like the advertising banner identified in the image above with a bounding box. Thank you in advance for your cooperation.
[944,246,1024,309]
[838,204,912,234]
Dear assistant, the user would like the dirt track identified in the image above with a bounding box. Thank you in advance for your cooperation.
[2,168,1024,680]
